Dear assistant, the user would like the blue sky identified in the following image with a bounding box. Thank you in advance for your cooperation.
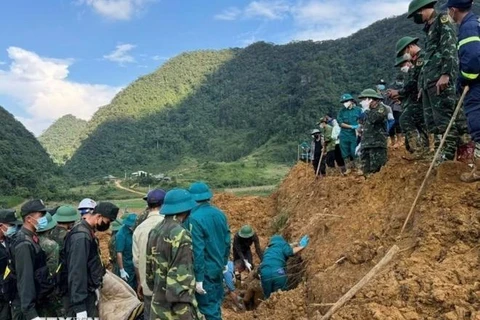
[0,0,409,135]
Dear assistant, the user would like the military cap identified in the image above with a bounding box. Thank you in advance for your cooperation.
[0,209,22,225]
[123,213,137,227]
[110,219,123,232]
[143,189,166,205]
[340,93,354,103]
[358,88,384,100]
[189,182,213,202]
[161,189,198,216]
[94,202,120,221]
[442,0,473,9]
[408,0,437,18]
[21,199,47,217]
[395,36,419,57]
[53,205,80,223]
[37,212,57,233]
[239,225,255,238]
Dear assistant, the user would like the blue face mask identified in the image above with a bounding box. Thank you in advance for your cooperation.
[5,226,18,237]
[377,84,386,91]
[35,216,48,231]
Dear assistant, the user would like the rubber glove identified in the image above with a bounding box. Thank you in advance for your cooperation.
[95,288,100,306]
[351,125,358,130]
[76,311,88,320]
[195,282,207,295]
[120,269,130,280]
[299,235,310,248]
[31,317,42,320]
[244,259,252,272]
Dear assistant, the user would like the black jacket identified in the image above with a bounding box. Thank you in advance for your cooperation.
[233,233,263,261]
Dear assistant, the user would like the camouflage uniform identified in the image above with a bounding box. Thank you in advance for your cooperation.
[399,50,429,154]
[38,232,59,276]
[109,231,119,275]
[421,11,466,160]
[146,216,204,320]
[360,103,388,174]
[132,209,149,231]
[49,225,68,251]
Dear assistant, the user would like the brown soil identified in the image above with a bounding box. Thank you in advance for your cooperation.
[100,149,480,319]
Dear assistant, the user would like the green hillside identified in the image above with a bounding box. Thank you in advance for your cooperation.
[0,106,59,198]
[64,3,479,179]
[38,114,88,164]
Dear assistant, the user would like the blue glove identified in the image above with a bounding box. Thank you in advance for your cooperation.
[299,235,310,248]
[351,125,359,130]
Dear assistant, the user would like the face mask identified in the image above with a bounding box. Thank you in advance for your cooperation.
[401,66,410,73]
[403,52,412,61]
[360,99,371,110]
[96,220,111,232]
[377,84,386,91]
[413,12,424,24]
[35,216,48,231]
[5,226,17,237]
[343,102,351,108]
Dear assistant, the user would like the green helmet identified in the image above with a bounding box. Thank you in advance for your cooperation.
[53,205,80,223]
[358,89,384,100]
[395,36,419,57]
[340,93,354,103]
[160,189,198,216]
[189,182,213,202]
[110,219,123,232]
[394,56,409,67]
[239,225,255,238]
[407,0,437,18]
[38,212,57,233]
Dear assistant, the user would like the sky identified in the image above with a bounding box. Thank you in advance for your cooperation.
[0,0,410,136]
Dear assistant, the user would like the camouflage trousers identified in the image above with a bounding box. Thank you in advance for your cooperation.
[400,101,429,153]
[150,301,204,320]
[423,85,468,160]
[361,147,387,175]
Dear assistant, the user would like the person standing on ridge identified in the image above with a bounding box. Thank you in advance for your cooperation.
[337,93,363,174]
[310,129,326,176]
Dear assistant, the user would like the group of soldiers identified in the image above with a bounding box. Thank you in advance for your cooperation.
[305,0,480,181]
[0,181,309,320]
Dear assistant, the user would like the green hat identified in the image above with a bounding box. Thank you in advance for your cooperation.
[407,0,437,18]
[38,212,57,233]
[340,93,354,103]
[53,205,80,223]
[358,89,384,100]
[189,182,213,202]
[110,219,123,231]
[239,225,255,238]
[123,213,137,227]
[0,209,22,225]
[394,56,409,67]
[395,36,419,57]
[160,189,198,216]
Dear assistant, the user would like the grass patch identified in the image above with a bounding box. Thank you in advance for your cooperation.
[0,196,24,209]
[271,210,290,234]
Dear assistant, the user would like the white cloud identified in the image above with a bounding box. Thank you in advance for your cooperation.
[245,1,290,20]
[0,61,6,65]
[104,43,136,65]
[152,55,169,61]
[0,47,120,135]
[77,0,155,20]
[215,7,242,21]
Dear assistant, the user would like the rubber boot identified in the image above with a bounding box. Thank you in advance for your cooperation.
[354,158,363,176]
[344,160,352,175]
[460,158,480,183]
[402,134,425,161]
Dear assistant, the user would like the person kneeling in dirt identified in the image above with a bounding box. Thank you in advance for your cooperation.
[223,260,246,311]
[233,225,263,272]
[259,235,309,299]
[357,88,389,176]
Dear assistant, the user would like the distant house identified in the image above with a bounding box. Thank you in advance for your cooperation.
[131,170,148,177]
[152,173,165,180]
[103,175,116,181]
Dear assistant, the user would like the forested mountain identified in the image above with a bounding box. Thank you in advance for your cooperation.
[63,3,480,179]
[0,106,59,196]
[39,114,88,164]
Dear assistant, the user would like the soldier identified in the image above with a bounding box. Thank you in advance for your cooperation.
[51,205,80,250]
[132,188,165,320]
[109,219,122,275]
[390,36,430,160]
[61,202,119,319]
[311,129,326,176]
[445,0,480,182]
[232,225,263,272]
[358,89,389,175]
[337,93,363,174]
[407,0,462,162]
[318,118,336,173]
[146,189,204,320]
[0,209,21,320]
[116,213,137,289]
[185,182,231,320]
[37,213,59,275]
[10,200,53,320]
[377,79,400,147]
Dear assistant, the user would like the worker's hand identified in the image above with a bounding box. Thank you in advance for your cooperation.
[137,284,144,299]
[299,235,310,248]
[76,311,88,320]
[195,282,207,295]
[223,265,229,274]
[120,269,130,281]
[351,125,359,130]
[436,75,450,95]
[387,89,399,99]
[95,288,100,306]
[244,260,252,272]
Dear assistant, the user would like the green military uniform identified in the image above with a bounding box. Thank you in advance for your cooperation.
[146,189,204,320]
[49,226,68,251]
[132,208,149,231]
[51,205,81,251]
[358,89,389,175]
[420,10,462,160]
[109,219,122,274]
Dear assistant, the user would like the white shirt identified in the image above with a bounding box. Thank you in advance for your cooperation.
[132,209,164,296]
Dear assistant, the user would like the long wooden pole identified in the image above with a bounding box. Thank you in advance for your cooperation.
[399,86,469,236]
[319,245,400,320]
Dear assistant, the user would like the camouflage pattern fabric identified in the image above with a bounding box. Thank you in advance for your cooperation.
[361,102,388,174]
[109,231,119,275]
[38,233,59,275]
[146,216,204,320]
[133,209,149,231]
[49,225,68,250]
[361,147,388,175]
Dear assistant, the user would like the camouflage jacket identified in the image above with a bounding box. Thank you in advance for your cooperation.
[132,209,149,231]
[50,225,68,251]
[361,102,388,149]
[400,50,425,103]
[421,11,459,88]
[38,233,60,275]
[146,216,204,320]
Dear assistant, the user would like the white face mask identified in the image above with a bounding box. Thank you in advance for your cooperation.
[400,66,410,73]
[343,102,351,108]
[360,99,371,111]
[403,53,412,61]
